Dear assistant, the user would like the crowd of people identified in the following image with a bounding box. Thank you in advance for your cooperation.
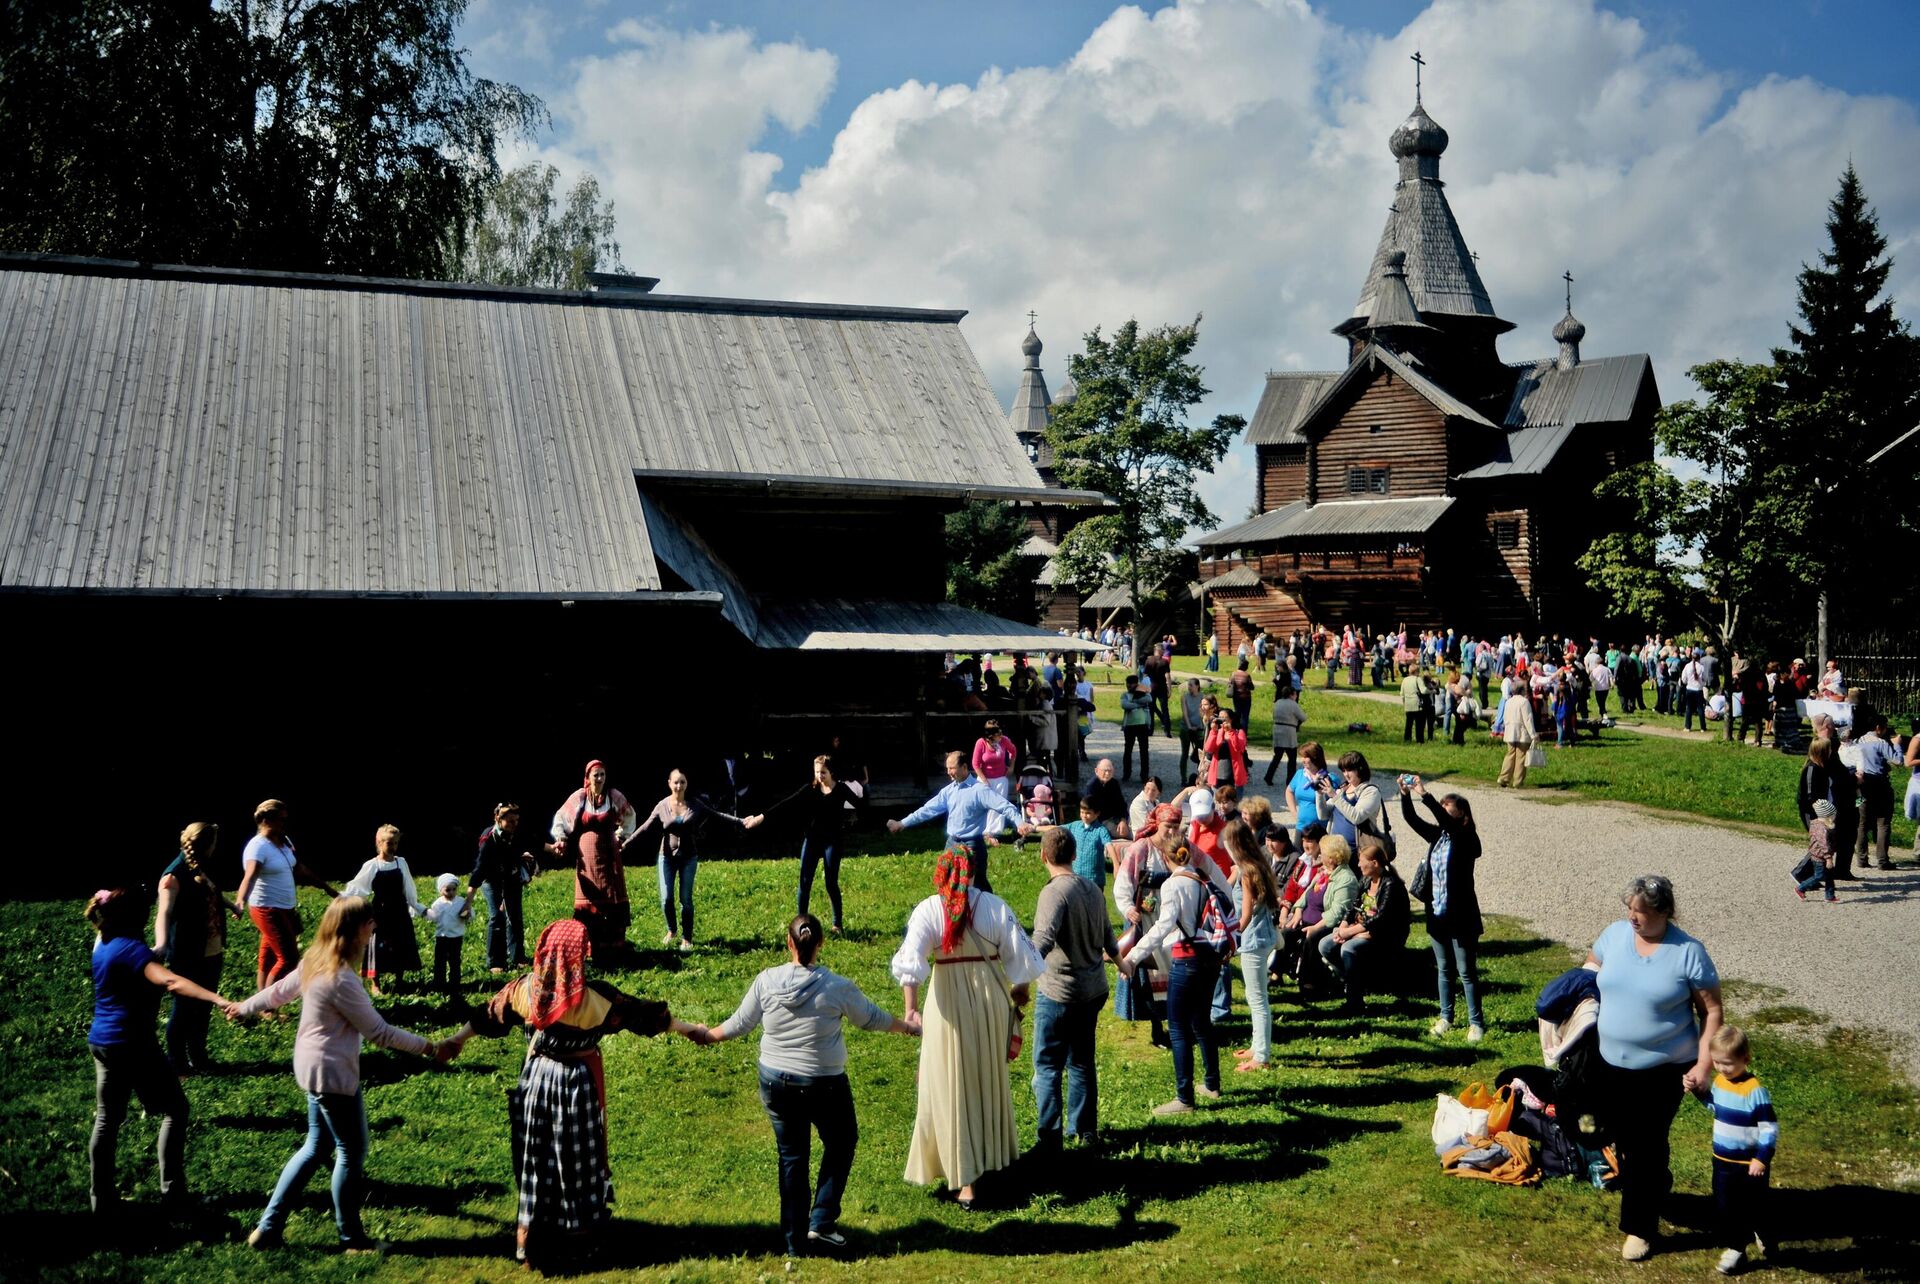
[82,614,1907,1271]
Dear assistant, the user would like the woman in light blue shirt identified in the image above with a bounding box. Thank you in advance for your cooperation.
[1284,742,1342,829]
[1584,874,1725,1264]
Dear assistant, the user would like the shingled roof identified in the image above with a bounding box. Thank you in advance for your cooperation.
[0,256,1046,598]
[1246,372,1339,446]
[1341,99,1511,335]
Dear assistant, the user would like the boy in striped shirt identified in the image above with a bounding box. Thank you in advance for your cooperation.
[1700,1024,1777,1274]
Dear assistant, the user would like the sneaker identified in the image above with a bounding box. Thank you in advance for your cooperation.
[1466,1025,1485,1043]
[1195,1084,1222,1101]
[1825,894,1837,902]
[1152,1098,1194,1116]
[807,1229,848,1250]
[678,938,694,953]
[341,1238,388,1255]
[1622,1234,1652,1261]
[247,1228,283,1250]
[1794,888,1807,901]
[1234,1059,1268,1073]
[1717,1248,1745,1275]
[662,932,677,946]
[1429,1017,1452,1037]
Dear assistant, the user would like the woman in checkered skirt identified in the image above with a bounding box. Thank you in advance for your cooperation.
[449,919,703,1266]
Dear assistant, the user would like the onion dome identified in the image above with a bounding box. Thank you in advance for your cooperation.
[1020,325,1043,362]
[1389,102,1449,159]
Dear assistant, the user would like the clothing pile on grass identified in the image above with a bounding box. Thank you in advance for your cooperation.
[1431,964,1618,1190]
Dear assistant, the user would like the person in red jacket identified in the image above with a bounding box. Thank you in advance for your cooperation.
[1201,698,1249,790]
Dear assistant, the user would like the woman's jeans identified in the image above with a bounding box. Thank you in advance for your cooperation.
[758,1069,856,1256]
[90,1040,188,1211]
[658,850,698,940]
[482,878,526,968]
[1318,933,1377,1002]
[1031,994,1101,1142]
[166,952,224,1073]
[259,1090,369,1242]
[1600,1059,1686,1240]
[797,835,843,928]
[1239,944,1276,1063]
[1431,935,1484,1028]
[1166,953,1222,1104]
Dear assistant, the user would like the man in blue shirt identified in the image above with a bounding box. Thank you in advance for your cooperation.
[1853,713,1900,870]
[888,750,1031,892]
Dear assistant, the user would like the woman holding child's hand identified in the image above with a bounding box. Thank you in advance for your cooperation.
[691,913,918,1257]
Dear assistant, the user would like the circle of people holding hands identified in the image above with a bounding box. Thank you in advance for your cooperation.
[84,732,1780,1271]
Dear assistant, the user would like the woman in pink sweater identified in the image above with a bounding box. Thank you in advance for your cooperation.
[971,720,1015,843]
[236,896,455,1252]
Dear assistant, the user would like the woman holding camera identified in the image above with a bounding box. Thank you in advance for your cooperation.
[1200,697,1248,790]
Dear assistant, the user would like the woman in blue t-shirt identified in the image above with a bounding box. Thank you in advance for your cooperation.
[86,887,235,1213]
[1285,741,1343,830]
[1585,874,1724,1264]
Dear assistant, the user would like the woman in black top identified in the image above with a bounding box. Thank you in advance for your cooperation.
[153,821,245,1075]
[1401,778,1486,1040]
[1319,839,1409,1012]
[752,755,861,932]
[1798,735,1857,879]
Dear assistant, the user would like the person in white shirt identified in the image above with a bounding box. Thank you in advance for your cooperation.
[340,826,424,996]
[425,874,473,996]
[1681,653,1707,732]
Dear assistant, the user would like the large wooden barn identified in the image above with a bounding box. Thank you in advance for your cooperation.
[1196,92,1658,644]
[0,255,1099,892]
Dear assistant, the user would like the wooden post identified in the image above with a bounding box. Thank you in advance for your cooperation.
[912,696,929,792]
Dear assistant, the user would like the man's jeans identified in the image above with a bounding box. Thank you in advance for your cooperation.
[483,878,526,969]
[259,1090,369,1242]
[758,1069,857,1256]
[1031,994,1101,1142]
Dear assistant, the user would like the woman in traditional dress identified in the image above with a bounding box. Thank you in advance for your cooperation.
[341,824,423,996]
[890,845,1044,1210]
[549,760,639,956]
[447,920,700,1266]
[1111,803,1186,1048]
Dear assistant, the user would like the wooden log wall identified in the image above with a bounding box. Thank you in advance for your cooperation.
[1310,373,1448,502]
[1257,445,1308,511]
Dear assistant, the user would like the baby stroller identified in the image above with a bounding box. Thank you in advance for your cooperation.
[1016,761,1057,847]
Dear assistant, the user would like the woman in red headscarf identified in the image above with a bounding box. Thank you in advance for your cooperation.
[888,845,1044,1210]
[447,920,701,1266]
[549,760,639,956]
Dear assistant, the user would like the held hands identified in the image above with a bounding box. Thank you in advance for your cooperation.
[744,815,765,830]
[1016,823,1036,837]
[1124,905,1142,924]
[901,1012,923,1037]
[432,1035,466,1064]
[886,819,905,834]
[1681,1063,1710,1095]
[217,997,242,1020]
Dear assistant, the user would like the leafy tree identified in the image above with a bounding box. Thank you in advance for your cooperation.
[461,163,625,289]
[0,0,541,279]
[1581,361,1816,650]
[1044,317,1243,635]
[1771,164,1920,622]
[944,501,1033,623]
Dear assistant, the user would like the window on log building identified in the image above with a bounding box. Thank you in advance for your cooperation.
[1347,467,1390,495]
[1493,519,1520,550]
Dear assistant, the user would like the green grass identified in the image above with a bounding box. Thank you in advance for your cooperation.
[5,846,1917,1281]
[1107,665,1917,849]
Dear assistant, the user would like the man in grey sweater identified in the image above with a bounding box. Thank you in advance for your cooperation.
[1030,827,1124,1151]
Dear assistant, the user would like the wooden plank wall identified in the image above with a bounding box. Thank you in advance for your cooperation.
[1256,445,1308,512]
[1309,373,1448,502]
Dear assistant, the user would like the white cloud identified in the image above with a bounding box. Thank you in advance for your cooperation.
[523,0,1920,529]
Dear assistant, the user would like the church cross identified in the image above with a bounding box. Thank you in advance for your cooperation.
[1563,270,1574,312]
[1027,310,1038,328]
[1411,50,1425,104]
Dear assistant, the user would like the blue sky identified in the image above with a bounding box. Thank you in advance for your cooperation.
[460,0,1920,527]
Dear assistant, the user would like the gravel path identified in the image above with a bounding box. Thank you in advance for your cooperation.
[1073,714,1920,1083]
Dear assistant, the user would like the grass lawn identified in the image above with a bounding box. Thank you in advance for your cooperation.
[6,845,1917,1281]
[1100,666,1917,850]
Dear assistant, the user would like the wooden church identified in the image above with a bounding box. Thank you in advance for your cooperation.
[1197,84,1659,643]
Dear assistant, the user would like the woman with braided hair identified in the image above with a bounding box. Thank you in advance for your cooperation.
[889,845,1044,1209]
[153,821,245,1075]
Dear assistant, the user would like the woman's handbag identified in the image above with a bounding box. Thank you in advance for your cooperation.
[1526,743,1549,769]
[1409,855,1433,903]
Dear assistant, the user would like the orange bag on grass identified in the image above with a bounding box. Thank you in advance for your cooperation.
[1458,1082,1518,1134]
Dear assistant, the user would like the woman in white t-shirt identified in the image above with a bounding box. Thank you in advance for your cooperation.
[233,799,340,991]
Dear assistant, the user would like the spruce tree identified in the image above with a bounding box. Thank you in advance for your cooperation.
[1772,165,1920,622]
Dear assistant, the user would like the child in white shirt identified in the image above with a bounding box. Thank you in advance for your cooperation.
[425,873,472,995]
